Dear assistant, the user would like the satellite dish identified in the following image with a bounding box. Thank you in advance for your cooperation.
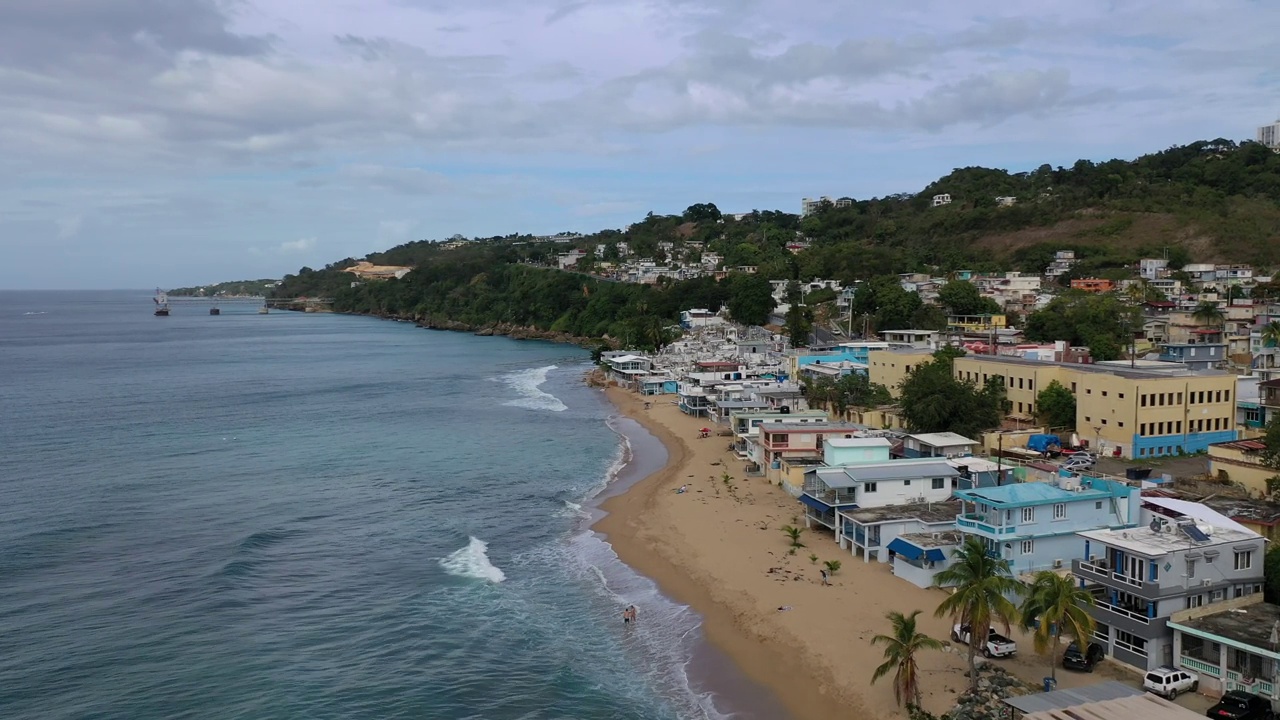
[1149,518,1163,533]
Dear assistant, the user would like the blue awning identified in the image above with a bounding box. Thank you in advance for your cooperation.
[925,549,947,563]
[886,538,923,561]
[800,494,832,512]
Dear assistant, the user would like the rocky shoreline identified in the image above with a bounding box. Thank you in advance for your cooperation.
[304,306,615,349]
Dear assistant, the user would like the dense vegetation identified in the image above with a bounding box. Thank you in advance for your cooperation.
[898,349,1008,439]
[170,279,277,296]
[272,139,1280,348]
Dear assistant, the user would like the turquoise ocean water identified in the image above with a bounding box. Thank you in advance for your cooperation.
[0,291,784,720]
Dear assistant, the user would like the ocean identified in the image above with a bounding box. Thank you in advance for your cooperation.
[0,291,783,720]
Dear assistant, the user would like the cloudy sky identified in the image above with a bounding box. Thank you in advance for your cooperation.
[2,0,1277,289]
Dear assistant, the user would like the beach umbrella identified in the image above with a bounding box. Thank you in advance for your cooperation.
[701,427,710,432]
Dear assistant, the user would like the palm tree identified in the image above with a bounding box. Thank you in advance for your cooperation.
[1192,301,1226,330]
[1262,320,1280,348]
[781,525,805,549]
[871,610,944,707]
[934,537,1023,690]
[1019,571,1097,681]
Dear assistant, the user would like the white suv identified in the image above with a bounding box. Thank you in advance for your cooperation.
[1143,666,1199,699]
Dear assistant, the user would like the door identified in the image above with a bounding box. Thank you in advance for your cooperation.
[1126,554,1144,583]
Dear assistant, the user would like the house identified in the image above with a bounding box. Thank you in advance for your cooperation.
[952,354,1239,459]
[899,432,977,458]
[880,329,940,350]
[1200,498,1280,543]
[801,457,959,533]
[1140,258,1169,280]
[1003,681,1198,720]
[603,354,652,385]
[680,308,724,328]
[838,500,962,565]
[557,248,587,269]
[948,456,1014,490]
[343,261,413,280]
[1073,497,1267,670]
[1159,341,1227,371]
[931,193,952,207]
[639,376,679,396]
[1070,278,1116,293]
[792,342,888,376]
[1207,439,1274,497]
[1168,595,1280,702]
[995,196,1017,207]
[955,475,1139,579]
[758,422,865,483]
[947,314,1007,334]
[888,531,964,588]
[1046,250,1078,278]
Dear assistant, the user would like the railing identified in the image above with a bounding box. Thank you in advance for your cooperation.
[955,514,1017,535]
[1180,655,1221,678]
[1114,637,1148,654]
[1259,680,1275,697]
[1077,561,1110,576]
[1112,572,1145,589]
[1096,601,1151,624]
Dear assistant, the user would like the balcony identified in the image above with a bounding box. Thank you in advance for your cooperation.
[1180,655,1221,678]
[1095,600,1151,625]
[955,513,1018,537]
[1073,560,1162,600]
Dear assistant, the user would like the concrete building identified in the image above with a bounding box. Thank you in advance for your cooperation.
[1073,497,1267,670]
[867,348,933,398]
[1003,681,1198,720]
[838,501,962,565]
[1070,278,1116,293]
[1158,341,1227,371]
[899,432,978,458]
[1261,119,1280,150]
[1140,258,1169,280]
[1046,250,1078,278]
[1168,594,1280,702]
[879,329,940,350]
[1208,439,1275,497]
[802,458,959,531]
[931,193,952,207]
[952,354,1239,459]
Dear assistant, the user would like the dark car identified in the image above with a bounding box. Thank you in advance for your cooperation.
[1205,690,1275,720]
[1061,641,1104,672]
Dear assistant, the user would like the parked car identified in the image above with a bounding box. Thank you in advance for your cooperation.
[951,624,1017,658]
[1061,453,1097,471]
[1061,641,1105,672]
[1205,690,1275,719]
[1142,666,1199,699]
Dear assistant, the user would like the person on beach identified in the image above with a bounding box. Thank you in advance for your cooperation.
[677,485,686,494]
[622,605,637,624]
[820,569,830,586]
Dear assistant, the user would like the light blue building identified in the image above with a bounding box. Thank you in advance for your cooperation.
[954,476,1140,578]
[793,342,890,376]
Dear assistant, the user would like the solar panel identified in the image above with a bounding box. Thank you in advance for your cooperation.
[1181,524,1211,542]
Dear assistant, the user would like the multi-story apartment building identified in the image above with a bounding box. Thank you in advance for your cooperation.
[867,348,933,398]
[1073,498,1267,671]
[952,355,1238,458]
[1159,341,1227,371]
[1046,250,1078,278]
[802,457,958,531]
[758,422,866,482]
[954,476,1139,579]
[1140,258,1169,280]
[1259,119,1280,150]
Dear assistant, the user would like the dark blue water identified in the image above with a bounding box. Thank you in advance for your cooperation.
[0,291,756,720]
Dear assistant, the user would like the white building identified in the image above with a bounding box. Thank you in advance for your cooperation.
[801,196,853,216]
[931,194,952,207]
[1140,258,1169,280]
[1046,250,1078,278]
[1258,119,1280,150]
[995,196,1017,207]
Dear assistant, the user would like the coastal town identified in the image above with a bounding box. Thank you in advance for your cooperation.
[592,245,1280,720]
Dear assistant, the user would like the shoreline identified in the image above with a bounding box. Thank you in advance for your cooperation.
[592,387,857,720]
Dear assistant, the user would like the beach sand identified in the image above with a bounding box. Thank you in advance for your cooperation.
[593,386,1132,720]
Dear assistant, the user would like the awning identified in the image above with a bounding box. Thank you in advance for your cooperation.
[925,549,947,563]
[800,494,832,512]
[886,538,923,561]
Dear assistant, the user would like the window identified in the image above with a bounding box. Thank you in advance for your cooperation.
[932,478,945,490]
[1102,390,1108,397]
[1118,421,1125,428]
[1235,551,1254,571]
[1096,501,1103,510]
[1053,503,1066,520]
[1141,394,1148,407]
[864,483,878,492]
[1085,416,1091,423]
[1212,589,1225,602]
[1018,378,1024,389]
[1101,419,1107,425]
[1086,389,1092,395]
[1187,595,1204,609]
[1021,539,1034,555]
[1119,393,1125,399]
[1071,382,1077,393]
[1021,507,1035,523]
[1187,559,1196,578]
[1177,392,1183,404]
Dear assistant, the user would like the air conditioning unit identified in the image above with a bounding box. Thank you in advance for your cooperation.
[1202,579,1214,587]
[1053,559,1064,569]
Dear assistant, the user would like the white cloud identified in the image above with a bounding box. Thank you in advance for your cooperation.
[279,237,316,252]
[55,215,82,239]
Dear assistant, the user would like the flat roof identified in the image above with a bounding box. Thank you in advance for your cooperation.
[1004,681,1142,714]
[760,423,866,433]
[840,499,963,524]
[947,457,1003,473]
[1172,601,1280,650]
[825,437,894,449]
[897,531,963,548]
[908,432,977,446]
[1018,690,1199,720]
[957,480,1120,508]
[953,353,1231,380]
[812,459,960,488]
[1077,522,1259,557]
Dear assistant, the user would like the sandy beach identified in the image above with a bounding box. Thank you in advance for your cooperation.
[593,385,1131,720]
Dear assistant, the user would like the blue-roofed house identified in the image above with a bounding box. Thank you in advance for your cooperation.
[838,500,962,566]
[954,476,1140,579]
[889,531,964,588]
[900,432,978,459]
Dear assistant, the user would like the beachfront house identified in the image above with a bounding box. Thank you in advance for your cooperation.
[889,531,965,589]
[603,354,652,386]
[1072,497,1266,670]
[954,476,1140,580]
[948,456,1014,490]
[729,410,829,470]
[899,432,978,459]
[801,457,959,534]
[639,375,679,396]
[838,499,961,563]
[758,422,865,484]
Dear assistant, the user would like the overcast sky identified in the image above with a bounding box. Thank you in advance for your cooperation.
[2,1,1277,289]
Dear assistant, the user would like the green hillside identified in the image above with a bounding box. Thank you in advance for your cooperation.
[271,139,1280,346]
[170,279,278,297]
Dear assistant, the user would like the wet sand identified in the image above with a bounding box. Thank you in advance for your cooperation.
[592,385,1128,720]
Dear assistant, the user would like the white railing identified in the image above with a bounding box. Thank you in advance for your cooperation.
[1115,637,1148,655]
[1097,601,1151,624]
[1112,572,1145,589]
[1078,561,1109,576]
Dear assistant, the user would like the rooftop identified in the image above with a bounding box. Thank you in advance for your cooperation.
[760,422,866,434]
[897,530,963,548]
[1078,521,1259,558]
[1011,683,1199,720]
[908,431,977,447]
[1172,600,1280,652]
[1201,498,1280,528]
[825,437,894,449]
[1004,680,1142,714]
[954,353,1231,379]
[840,499,963,524]
[956,479,1124,508]
[1212,439,1267,453]
[811,459,960,489]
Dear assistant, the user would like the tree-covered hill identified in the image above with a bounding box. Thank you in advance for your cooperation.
[272,138,1280,343]
[170,279,278,296]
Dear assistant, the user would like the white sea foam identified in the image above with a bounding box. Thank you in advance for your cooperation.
[496,365,568,412]
[22,311,47,316]
[440,536,506,583]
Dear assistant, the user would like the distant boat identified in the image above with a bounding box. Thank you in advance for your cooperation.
[258,304,269,315]
[154,289,170,316]
[210,299,220,316]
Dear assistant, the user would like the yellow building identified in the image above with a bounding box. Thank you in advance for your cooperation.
[867,348,933,398]
[1207,439,1275,497]
[952,355,1238,460]
[946,314,1007,333]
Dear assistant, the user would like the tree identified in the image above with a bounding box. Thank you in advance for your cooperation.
[784,281,813,348]
[824,559,842,576]
[899,351,1005,439]
[1192,301,1225,330]
[938,281,1001,316]
[725,273,775,326]
[1265,545,1280,604]
[1035,380,1077,429]
[1262,417,1280,470]
[1261,320,1280,348]
[1018,571,1097,681]
[781,525,805,549]
[934,537,1022,691]
[1023,293,1141,362]
[871,610,944,707]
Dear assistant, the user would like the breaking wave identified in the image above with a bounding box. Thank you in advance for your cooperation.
[496,365,568,412]
[440,536,507,583]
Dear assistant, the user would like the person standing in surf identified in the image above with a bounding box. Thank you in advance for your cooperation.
[622,605,637,624]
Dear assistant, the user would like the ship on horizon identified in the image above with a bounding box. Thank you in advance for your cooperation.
[154,289,170,316]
